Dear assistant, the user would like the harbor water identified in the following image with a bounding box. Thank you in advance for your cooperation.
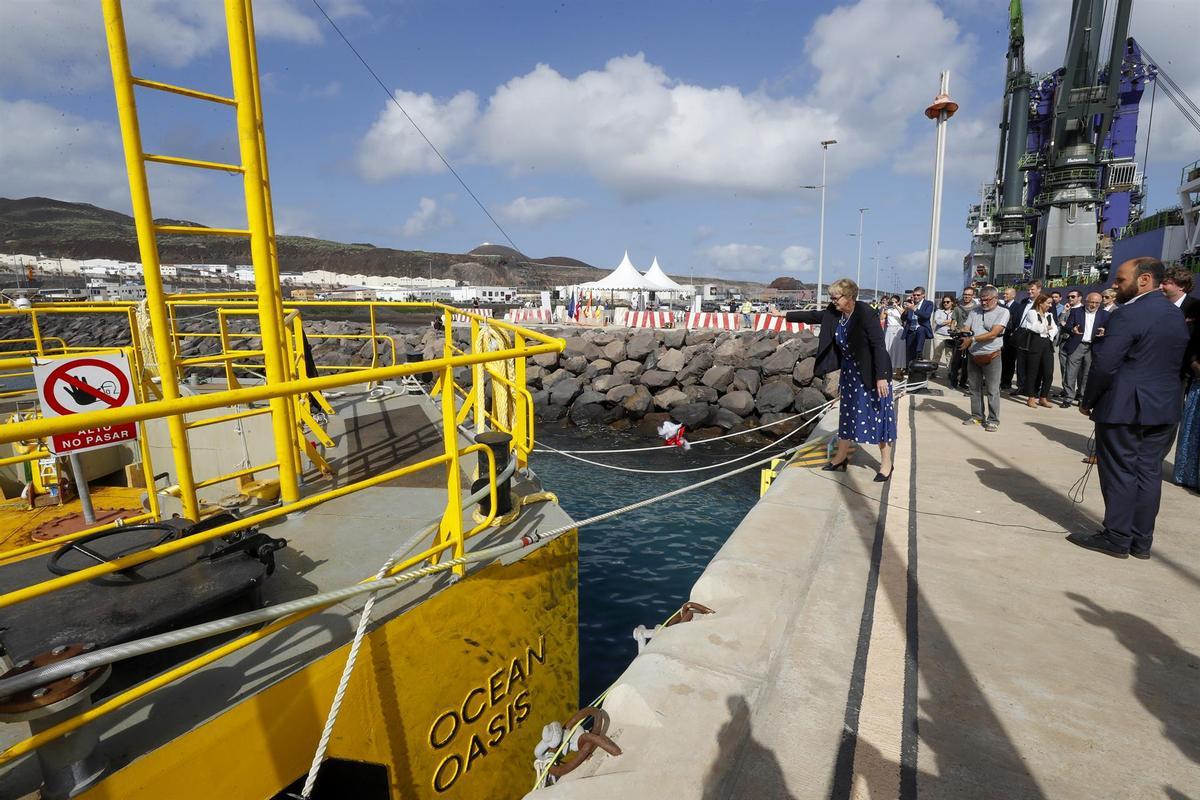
[531,424,770,704]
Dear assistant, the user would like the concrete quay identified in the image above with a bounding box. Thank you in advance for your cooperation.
[528,383,1199,799]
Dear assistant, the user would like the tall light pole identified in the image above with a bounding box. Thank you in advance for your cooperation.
[873,240,883,301]
[855,207,868,288]
[816,139,837,307]
[924,71,958,302]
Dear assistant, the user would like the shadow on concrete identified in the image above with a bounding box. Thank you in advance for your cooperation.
[828,425,1051,799]
[965,458,1067,531]
[1027,421,1093,454]
[702,695,797,800]
[1153,551,1200,592]
[916,397,970,421]
[1068,593,1200,766]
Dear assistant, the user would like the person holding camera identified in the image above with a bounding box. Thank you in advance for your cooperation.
[901,287,934,366]
[781,278,896,482]
[1015,293,1058,407]
[959,284,1010,431]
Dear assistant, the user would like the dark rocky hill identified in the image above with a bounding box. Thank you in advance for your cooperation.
[0,197,611,287]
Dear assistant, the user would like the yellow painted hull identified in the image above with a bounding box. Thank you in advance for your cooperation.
[78,532,578,800]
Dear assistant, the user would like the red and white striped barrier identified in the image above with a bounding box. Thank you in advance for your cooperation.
[504,308,553,324]
[753,314,808,334]
[451,308,495,323]
[625,311,674,328]
[685,312,744,330]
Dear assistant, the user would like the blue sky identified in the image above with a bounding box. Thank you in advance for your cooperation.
[2,0,1196,291]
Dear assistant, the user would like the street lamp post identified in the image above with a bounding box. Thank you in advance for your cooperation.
[816,139,837,307]
[873,240,883,300]
[855,208,868,289]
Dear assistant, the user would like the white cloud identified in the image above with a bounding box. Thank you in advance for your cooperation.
[701,242,817,279]
[1,0,323,92]
[496,196,584,225]
[781,245,816,273]
[401,197,454,237]
[355,90,480,180]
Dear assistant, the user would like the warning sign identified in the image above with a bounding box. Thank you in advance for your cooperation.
[33,352,139,456]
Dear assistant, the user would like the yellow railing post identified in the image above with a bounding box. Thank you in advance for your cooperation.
[225,0,299,504]
[216,309,238,389]
[438,358,466,575]
[514,331,529,468]
[27,310,45,356]
[101,0,199,519]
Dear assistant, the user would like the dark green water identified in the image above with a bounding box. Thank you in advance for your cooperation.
[530,425,768,704]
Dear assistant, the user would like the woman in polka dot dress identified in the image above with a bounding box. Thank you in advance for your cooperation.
[780,277,897,481]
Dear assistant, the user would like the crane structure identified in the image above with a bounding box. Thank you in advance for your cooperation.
[965,0,1153,287]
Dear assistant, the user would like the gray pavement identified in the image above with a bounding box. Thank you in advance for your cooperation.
[532,381,1199,800]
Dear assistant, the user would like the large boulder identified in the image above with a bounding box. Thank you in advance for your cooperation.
[573,389,607,407]
[684,385,718,404]
[756,381,796,413]
[592,373,630,393]
[532,351,559,368]
[712,407,742,431]
[525,365,545,386]
[795,332,819,359]
[762,346,800,376]
[538,403,566,421]
[671,402,714,428]
[605,384,638,404]
[679,349,714,379]
[733,368,761,395]
[564,355,588,374]
[718,390,755,417]
[529,389,549,410]
[701,364,735,390]
[542,368,570,388]
[795,386,828,414]
[661,328,687,348]
[614,359,645,378]
[747,335,778,360]
[685,329,718,346]
[549,377,583,406]
[639,370,675,390]
[622,385,654,416]
[626,331,657,361]
[759,411,803,437]
[563,336,602,360]
[584,359,613,379]
[793,357,816,386]
[569,401,607,424]
[652,387,689,409]
[657,348,686,373]
[636,411,673,438]
[713,338,746,366]
[602,340,627,363]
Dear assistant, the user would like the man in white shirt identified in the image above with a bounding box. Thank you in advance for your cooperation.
[1060,292,1109,406]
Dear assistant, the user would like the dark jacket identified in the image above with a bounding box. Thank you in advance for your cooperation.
[786,300,892,382]
[1062,306,1111,355]
[901,299,934,338]
[1082,290,1189,426]
[1005,297,1032,333]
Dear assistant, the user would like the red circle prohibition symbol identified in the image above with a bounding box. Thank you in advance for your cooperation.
[43,358,131,417]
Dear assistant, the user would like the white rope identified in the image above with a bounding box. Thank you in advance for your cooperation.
[297,522,437,799]
[534,399,836,474]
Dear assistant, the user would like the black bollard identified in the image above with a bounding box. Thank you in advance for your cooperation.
[472,431,513,516]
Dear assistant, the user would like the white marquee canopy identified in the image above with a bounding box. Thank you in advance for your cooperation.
[642,257,686,292]
[580,251,659,291]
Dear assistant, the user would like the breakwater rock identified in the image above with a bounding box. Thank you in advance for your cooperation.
[0,315,832,441]
[524,327,833,441]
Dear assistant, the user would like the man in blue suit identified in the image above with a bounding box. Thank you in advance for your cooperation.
[901,286,934,366]
[1059,291,1110,407]
[1069,258,1189,559]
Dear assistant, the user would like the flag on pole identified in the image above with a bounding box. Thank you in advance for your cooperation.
[566,291,576,321]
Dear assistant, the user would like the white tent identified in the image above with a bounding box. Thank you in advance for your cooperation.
[580,251,659,291]
[642,257,687,293]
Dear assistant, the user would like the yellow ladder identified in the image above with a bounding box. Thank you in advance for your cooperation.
[101,0,302,516]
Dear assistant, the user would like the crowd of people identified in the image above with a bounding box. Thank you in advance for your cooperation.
[820,258,1198,561]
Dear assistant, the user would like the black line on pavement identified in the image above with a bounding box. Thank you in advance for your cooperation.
[828,461,892,800]
[900,400,920,798]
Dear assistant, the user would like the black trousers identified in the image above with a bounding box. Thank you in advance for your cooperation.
[1095,421,1177,552]
[1019,337,1053,398]
[949,345,969,387]
[1000,337,1019,389]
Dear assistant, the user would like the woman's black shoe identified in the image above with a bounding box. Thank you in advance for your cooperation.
[873,469,892,483]
[822,459,848,472]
